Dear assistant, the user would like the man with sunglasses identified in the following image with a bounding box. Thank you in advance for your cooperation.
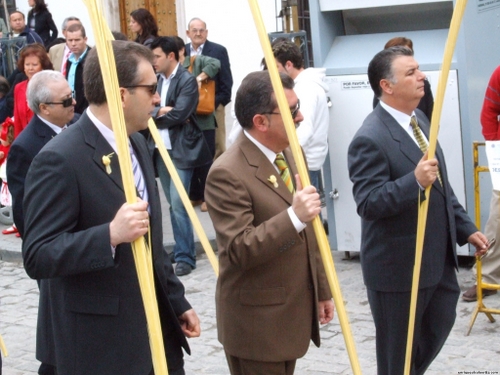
[272,39,330,193]
[6,70,78,375]
[22,41,200,375]
[205,71,334,375]
[151,36,211,276]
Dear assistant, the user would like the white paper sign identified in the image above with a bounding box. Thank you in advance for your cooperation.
[485,141,500,190]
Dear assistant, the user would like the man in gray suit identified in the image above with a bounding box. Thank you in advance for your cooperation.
[348,46,488,375]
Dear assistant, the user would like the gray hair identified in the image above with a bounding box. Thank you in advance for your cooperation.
[61,16,80,32]
[187,17,207,29]
[27,71,67,114]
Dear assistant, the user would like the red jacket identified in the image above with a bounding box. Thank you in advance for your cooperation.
[481,65,500,140]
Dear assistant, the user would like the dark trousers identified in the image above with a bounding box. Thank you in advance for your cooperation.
[367,259,460,375]
[225,351,296,375]
[189,129,215,201]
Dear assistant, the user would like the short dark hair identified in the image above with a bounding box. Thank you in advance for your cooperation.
[66,23,86,38]
[112,31,128,41]
[17,43,54,73]
[130,8,159,44]
[235,71,295,130]
[150,36,179,61]
[368,46,413,98]
[83,40,154,105]
[272,39,304,70]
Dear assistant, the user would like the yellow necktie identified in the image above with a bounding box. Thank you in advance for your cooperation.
[275,154,294,194]
[410,115,443,186]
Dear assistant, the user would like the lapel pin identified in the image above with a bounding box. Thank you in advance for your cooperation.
[102,152,115,175]
[268,175,279,188]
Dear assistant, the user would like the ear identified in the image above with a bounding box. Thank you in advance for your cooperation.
[379,79,393,95]
[285,61,293,70]
[39,103,50,116]
[252,114,269,133]
[119,87,127,107]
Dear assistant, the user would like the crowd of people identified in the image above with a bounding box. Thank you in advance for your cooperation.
[0,2,498,375]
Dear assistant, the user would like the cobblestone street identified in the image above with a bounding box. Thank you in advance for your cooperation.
[1,250,500,374]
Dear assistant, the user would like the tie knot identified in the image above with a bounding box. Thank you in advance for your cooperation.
[275,154,285,162]
[410,115,418,129]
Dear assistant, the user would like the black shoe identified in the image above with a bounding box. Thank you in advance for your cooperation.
[175,261,192,276]
[168,252,176,264]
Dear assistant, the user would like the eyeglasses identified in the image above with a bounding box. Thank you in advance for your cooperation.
[262,100,300,120]
[123,84,158,95]
[44,97,73,108]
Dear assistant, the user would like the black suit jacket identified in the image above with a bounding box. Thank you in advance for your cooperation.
[7,114,80,236]
[65,48,90,114]
[348,105,477,292]
[22,113,191,374]
[186,40,233,108]
[27,9,58,46]
[153,65,211,169]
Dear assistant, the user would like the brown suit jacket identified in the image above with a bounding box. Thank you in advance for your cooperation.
[48,42,66,72]
[205,132,331,362]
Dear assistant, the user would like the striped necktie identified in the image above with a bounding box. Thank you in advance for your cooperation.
[130,145,148,202]
[275,154,294,194]
[410,115,443,186]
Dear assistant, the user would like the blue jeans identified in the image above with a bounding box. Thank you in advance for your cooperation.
[155,151,196,268]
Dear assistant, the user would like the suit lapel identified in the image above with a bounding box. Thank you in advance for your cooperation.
[80,113,124,192]
[33,116,57,141]
[239,134,293,205]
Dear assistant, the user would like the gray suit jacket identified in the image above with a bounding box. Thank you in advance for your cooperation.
[348,104,477,292]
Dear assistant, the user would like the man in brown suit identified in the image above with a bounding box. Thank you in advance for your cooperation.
[205,71,334,375]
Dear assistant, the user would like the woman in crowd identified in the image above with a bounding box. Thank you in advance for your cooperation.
[13,44,53,138]
[129,8,158,48]
[27,0,58,46]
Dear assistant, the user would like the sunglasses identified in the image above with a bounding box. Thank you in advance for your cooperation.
[123,84,158,95]
[262,99,301,120]
[44,97,73,108]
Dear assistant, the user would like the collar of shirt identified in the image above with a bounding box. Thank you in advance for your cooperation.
[160,62,179,106]
[69,47,89,64]
[37,115,66,135]
[190,43,204,56]
[243,130,282,172]
[87,107,127,155]
[379,100,425,144]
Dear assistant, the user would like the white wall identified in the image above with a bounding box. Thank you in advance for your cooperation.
[183,0,282,106]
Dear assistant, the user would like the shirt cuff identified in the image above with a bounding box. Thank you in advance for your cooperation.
[288,207,307,233]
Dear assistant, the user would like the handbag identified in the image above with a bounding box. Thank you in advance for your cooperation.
[188,57,216,115]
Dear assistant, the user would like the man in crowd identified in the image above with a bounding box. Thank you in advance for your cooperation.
[64,23,90,114]
[272,39,330,191]
[9,11,43,45]
[22,40,200,375]
[6,70,78,375]
[205,71,334,374]
[186,17,233,159]
[48,17,81,73]
[348,46,487,375]
[463,64,500,301]
[151,36,211,277]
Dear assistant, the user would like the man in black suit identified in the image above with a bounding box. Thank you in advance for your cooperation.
[22,40,200,375]
[186,17,233,159]
[7,70,78,375]
[151,36,211,276]
[347,46,488,375]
